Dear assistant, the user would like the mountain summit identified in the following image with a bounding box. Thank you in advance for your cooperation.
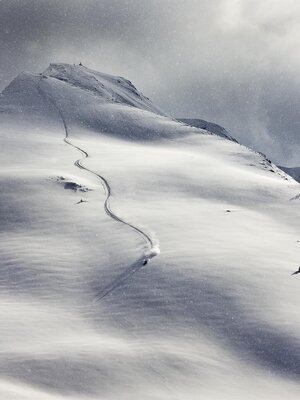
[1,63,205,140]
[45,63,166,113]
[2,63,165,114]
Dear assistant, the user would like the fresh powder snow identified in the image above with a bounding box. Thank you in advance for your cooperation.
[0,63,299,400]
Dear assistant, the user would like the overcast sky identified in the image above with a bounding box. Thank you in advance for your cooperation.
[0,0,299,165]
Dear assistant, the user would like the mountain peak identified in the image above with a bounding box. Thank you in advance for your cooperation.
[1,63,166,118]
[1,63,194,140]
[41,63,166,116]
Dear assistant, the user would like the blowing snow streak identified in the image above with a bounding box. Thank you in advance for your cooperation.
[37,77,159,298]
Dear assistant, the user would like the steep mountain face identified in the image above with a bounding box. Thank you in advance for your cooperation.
[0,63,300,400]
[279,166,300,183]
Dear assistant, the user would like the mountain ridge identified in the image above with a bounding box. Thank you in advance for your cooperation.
[1,63,206,141]
[279,166,300,183]
[178,117,237,142]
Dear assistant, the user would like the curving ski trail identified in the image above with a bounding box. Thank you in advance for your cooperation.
[64,136,155,250]
[37,77,159,300]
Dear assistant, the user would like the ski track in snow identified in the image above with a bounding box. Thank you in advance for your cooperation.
[37,77,157,300]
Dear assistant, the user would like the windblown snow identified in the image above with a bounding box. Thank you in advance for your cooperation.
[0,63,300,400]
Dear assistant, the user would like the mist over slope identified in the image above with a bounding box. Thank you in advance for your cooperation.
[0,63,300,400]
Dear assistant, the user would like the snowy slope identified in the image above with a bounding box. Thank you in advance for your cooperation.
[1,63,193,141]
[178,117,236,141]
[279,166,300,183]
[0,63,300,400]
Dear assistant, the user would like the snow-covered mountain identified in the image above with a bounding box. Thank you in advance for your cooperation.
[0,63,300,400]
[279,166,300,183]
[178,117,236,141]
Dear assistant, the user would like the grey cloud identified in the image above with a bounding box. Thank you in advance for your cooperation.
[0,0,299,165]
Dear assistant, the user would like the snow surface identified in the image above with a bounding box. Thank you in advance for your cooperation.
[0,63,300,399]
[279,166,300,183]
[178,118,236,141]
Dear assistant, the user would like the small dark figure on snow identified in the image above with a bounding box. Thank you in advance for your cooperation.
[79,62,83,66]
[75,199,87,205]
[291,267,300,275]
[142,259,148,266]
